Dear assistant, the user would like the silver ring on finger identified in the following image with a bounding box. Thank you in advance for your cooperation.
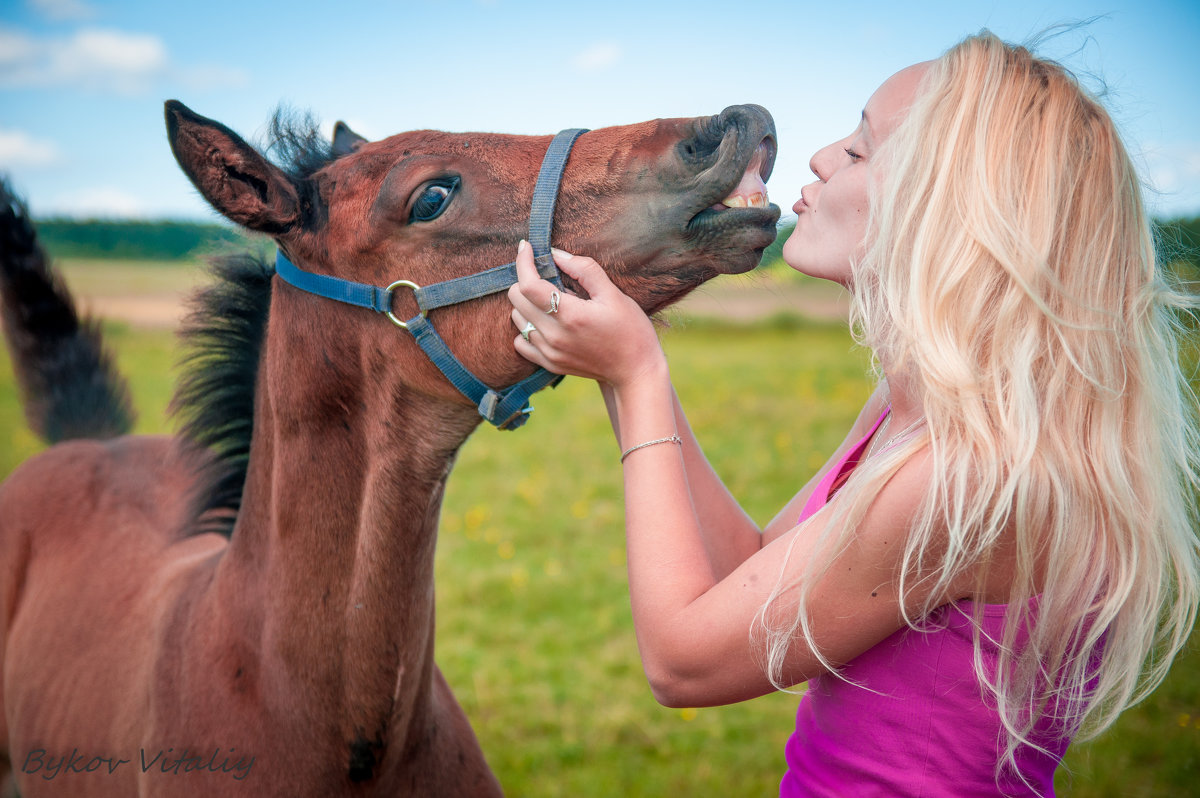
[520,321,537,342]
[546,290,560,315]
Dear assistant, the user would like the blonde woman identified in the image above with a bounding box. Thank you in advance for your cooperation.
[509,32,1199,796]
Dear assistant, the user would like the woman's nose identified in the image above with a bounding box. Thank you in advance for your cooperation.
[809,141,844,183]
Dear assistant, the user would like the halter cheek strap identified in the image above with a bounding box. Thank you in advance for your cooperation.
[273,128,588,430]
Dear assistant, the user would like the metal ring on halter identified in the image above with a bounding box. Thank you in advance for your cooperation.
[546,290,560,314]
[384,280,425,329]
[520,321,537,342]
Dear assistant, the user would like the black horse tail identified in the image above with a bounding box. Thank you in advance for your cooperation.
[0,177,134,442]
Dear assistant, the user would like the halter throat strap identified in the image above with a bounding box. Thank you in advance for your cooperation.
[273,128,587,430]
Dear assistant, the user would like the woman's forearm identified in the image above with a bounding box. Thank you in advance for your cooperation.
[670,390,764,576]
[608,363,717,657]
[600,380,763,582]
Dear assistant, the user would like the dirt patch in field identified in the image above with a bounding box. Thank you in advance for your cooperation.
[59,261,201,331]
[79,272,849,330]
[671,274,849,323]
[84,296,189,329]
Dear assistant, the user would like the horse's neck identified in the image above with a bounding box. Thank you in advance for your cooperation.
[220,322,479,761]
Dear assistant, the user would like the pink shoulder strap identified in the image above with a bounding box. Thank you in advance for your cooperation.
[796,406,891,525]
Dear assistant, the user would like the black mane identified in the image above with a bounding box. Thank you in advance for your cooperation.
[267,108,336,231]
[172,252,273,537]
[172,109,346,537]
[265,106,336,180]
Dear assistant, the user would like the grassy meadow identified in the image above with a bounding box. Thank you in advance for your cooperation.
[0,258,1196,796]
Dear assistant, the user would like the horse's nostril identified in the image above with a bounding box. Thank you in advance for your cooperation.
[678,121,723,165]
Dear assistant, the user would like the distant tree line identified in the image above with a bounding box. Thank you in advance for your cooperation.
[29,216,1200,276]
[1158,216,1200,278]
[33,218,268,261]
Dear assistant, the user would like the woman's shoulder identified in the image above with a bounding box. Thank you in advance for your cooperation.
[867,441,1026,607]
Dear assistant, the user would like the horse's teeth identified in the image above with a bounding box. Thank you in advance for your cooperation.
[721,191,768,209]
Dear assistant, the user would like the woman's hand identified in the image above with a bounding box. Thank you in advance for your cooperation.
[508,240,666,389]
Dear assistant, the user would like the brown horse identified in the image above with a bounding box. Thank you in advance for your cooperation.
[0,101,778,796]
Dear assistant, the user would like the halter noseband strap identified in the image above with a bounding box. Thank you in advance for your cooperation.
[273,128,588,430]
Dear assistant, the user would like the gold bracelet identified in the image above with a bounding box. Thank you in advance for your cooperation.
[619,434,682,463]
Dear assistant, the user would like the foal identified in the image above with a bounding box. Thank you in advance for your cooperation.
[0,102,778,796]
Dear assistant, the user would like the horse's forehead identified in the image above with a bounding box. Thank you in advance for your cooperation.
[368,130,547,173]
[376,119,667,150]
[334,117,673,181]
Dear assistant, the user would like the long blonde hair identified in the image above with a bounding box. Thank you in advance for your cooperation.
[760,31,1200,785]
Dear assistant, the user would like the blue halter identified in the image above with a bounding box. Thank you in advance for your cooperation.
[274,128,588,430]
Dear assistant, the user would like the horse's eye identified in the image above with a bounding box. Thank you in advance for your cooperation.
[410,178,460,223]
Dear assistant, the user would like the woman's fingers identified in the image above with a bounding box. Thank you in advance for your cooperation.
[511,307,541,343]
[510,306,563,372]
[549,247,614,300]
[511,239,569,316]
[508,239,658,384]
[511,239,609,316]
[512,333,558,372]
[510,242,560,343]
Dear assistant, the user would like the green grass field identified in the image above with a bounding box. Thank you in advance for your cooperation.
[0,260,1196,795]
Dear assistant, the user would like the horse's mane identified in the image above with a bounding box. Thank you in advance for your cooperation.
[174,109,339,536]
[172,252,274,537]
[266,108,334,229]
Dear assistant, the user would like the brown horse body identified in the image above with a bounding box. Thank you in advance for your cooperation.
[0,102,777,796]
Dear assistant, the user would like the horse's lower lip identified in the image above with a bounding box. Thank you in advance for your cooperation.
[688,203,780,232]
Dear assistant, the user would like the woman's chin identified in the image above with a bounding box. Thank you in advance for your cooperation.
[781,257,844,285]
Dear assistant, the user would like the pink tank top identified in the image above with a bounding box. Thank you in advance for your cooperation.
[780,409,1068,796]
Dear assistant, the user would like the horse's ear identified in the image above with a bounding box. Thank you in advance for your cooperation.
[332,121,368,157]
[165,100,300,234]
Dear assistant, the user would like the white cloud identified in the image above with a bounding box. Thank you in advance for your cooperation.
[0,26,166,93]
[0,25,243,95]
[1146,144,1200,191]
[1142,143,1200,217]
[0,129,61,168]
[58,28,168,86]
[0,28,41,70]
[29,0,97,22]
[571,42,621,72]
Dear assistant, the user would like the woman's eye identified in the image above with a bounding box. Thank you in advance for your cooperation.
[844,147,863,163]
[410,178,460,222]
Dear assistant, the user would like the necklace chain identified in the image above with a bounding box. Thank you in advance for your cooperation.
[867,411,926,460]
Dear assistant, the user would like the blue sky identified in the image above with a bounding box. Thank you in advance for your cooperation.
[2,0,1198,222]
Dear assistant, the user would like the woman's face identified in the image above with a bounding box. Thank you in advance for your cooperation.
[783,62,929,285]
